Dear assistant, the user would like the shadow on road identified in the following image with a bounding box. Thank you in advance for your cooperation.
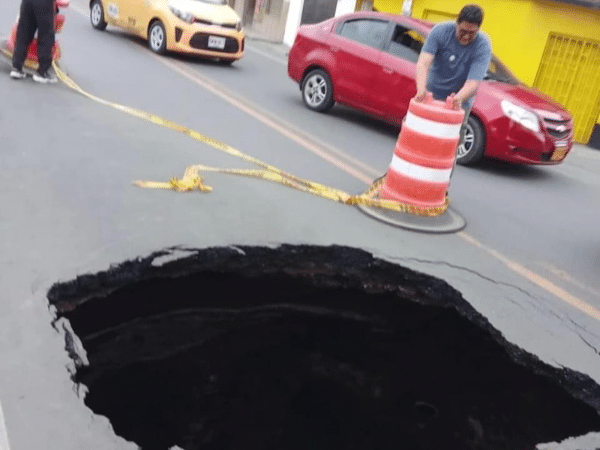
[282,96,400,139]
[169,51,241,68]
[102,29,240,68]
[329,105,400,136]
[468,159,558,182]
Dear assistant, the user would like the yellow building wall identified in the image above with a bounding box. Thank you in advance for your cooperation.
[373,0,600,128]
[372,0,403,13]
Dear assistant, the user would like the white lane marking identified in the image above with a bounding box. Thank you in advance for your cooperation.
[245,44,288,65]
[389,154,452,183]
[405,111,461,138]
[0,400,11,450]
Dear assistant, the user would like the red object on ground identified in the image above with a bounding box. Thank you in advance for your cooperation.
[379,94,464,208]
[5,0,69,65]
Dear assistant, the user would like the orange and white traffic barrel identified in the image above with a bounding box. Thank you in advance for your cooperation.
[379,94,465,208]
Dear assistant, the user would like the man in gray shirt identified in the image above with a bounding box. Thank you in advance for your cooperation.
[414,4,492,168]
[415,4,491,111]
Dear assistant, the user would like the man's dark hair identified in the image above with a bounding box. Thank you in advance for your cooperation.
[457,4,484,26]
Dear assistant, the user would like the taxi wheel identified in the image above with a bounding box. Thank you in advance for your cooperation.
[302,69,334,113]
[456,115,486,166]
[90,0,107,30]
[218,58,235,65]
[148,21,167,55]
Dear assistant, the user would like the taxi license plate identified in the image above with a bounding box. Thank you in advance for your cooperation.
[208,36,226,49]
[551,147,568,161]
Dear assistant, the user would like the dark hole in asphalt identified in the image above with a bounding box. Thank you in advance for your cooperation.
[48,245,600,450]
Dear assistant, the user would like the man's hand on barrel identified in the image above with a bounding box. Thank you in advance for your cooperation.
[414,89,430,103]
[448,93,463,110]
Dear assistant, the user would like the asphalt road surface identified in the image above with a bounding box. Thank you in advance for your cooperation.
[1,1,600,449]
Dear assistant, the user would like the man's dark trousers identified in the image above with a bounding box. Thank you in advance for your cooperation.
[12,0,55,74]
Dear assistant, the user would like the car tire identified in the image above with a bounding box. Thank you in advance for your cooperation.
[218,58,235,65]
[90,0,107,31]
[456,115,486,166]
[301,69,334,113]
[148,21,167,55]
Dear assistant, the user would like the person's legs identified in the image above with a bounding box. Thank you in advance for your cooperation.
[11,0,38,74]
[32,0,55,76]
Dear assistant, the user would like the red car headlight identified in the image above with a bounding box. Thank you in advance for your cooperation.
[500,100,541,133]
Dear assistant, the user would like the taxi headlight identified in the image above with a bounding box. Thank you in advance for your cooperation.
[169,6,194,23]
[500,100,540,133]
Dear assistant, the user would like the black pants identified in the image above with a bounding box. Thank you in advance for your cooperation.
[12,0,55,74]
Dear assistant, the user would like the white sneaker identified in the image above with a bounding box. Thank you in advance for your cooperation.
[33,71,58,84]
[9,68,26,79]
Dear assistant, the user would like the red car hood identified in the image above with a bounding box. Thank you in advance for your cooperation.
[480,80,572,120]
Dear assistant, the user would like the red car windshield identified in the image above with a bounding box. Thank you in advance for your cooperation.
[485,55,520,85]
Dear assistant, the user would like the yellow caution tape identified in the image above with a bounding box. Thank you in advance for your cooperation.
[1,45,39,70]
[46,57,448,217]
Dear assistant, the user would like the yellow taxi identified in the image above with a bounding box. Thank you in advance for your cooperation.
[89,0,244,63]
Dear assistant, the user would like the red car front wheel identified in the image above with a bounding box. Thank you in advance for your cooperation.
[456,115,486,166]
[301,69,334,113]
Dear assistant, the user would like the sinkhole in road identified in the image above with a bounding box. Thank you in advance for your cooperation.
[48,245,600,450]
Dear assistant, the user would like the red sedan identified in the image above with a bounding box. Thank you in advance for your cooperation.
[287,12,573,166]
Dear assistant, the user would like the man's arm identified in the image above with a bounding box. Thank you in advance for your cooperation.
[415,51,434,101]
[451,79,479,109]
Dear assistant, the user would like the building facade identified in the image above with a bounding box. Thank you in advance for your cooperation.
[231,0,356,46]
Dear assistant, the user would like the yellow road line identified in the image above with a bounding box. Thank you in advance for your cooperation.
[538,261,600,301]
[52,60,449,215]
[120,51,600,322]
[459,232,600,321]
[538,261,600,299]
[67,2,381,181]
[58,2,600,322]
[154,56,376,184]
